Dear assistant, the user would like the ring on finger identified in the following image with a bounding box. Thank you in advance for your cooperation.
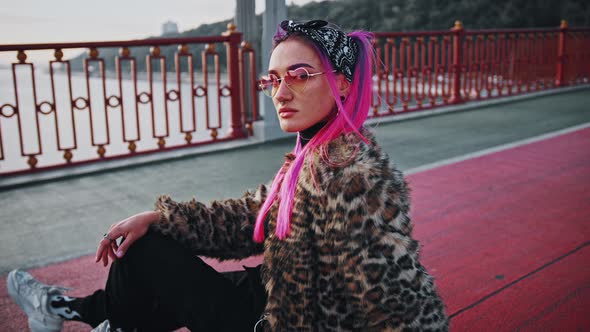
[103,233,114,242]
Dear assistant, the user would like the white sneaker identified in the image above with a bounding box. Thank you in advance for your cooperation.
[6,269,68,332]
[91,320,110,332]
[91,320,131,332]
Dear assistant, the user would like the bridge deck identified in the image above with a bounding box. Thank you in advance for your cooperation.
[1,123,588,331]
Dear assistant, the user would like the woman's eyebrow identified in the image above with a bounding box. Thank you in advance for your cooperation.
[287,63,314,71]
[268,63,315,75]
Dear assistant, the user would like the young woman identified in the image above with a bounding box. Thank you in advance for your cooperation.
[8,20,449,331]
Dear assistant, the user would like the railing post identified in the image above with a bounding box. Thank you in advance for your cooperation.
[372,37,383,115]
[240,40,258,136]
[449,20,464,104]
[555,19,568,87]
[223,23,247,139]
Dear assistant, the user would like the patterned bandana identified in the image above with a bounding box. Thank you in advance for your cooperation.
[275,20,358,82]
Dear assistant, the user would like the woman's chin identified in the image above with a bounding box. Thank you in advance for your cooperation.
[279,121,300,133]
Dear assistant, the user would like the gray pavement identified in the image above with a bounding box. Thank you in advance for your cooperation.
[1,88,589,275]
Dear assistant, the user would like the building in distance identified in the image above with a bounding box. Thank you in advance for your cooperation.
[162,21,179,35]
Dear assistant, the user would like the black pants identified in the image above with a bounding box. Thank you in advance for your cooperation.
[77,231,266,331]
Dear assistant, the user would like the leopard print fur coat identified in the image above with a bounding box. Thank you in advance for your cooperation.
[153,128,449,331]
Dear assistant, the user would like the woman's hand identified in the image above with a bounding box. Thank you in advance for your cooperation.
[95,211,160,266]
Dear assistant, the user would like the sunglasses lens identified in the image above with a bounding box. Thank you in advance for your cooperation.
[258,77,276,97]
[284,68,310,93]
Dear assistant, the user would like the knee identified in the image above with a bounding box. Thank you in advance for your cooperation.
[125,230,161,254]
[123,230,168,258]
[120,230,193,266]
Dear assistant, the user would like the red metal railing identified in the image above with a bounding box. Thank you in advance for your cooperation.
[371,20,590,117]
[1,21,589,176]
[0,24,258,176]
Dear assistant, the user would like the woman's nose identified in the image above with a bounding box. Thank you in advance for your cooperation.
[274,79,292,101]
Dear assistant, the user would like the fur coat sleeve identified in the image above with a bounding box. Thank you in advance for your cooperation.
[150,184,267,259]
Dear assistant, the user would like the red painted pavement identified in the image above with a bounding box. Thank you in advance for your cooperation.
[1,127,589,331]
[410,127,590,330]
[450,244,590,331]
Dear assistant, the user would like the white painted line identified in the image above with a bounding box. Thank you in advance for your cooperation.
[406,122,590,175]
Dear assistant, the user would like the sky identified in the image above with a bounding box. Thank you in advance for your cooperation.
[0,0,320,64]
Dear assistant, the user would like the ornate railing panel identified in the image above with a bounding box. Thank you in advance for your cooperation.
[371,21,590,117]
[1,21,588,176]
[0,25,258,175]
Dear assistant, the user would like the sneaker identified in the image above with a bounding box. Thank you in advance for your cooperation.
[91,320,132,332]
[91,320,110,332]
[6,269,68,332]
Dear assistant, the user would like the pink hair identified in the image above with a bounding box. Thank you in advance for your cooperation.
[253,31,375,242]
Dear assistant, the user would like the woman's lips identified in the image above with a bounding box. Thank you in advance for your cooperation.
[279,107,298,119]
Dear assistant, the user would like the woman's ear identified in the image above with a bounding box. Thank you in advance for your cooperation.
[336,73,351,98]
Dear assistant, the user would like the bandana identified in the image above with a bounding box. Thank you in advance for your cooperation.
[275,20,358,82]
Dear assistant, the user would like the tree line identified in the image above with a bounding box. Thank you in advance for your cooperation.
[68,0,589,72]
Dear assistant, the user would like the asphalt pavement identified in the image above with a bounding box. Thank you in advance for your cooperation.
[0,87,588,275]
